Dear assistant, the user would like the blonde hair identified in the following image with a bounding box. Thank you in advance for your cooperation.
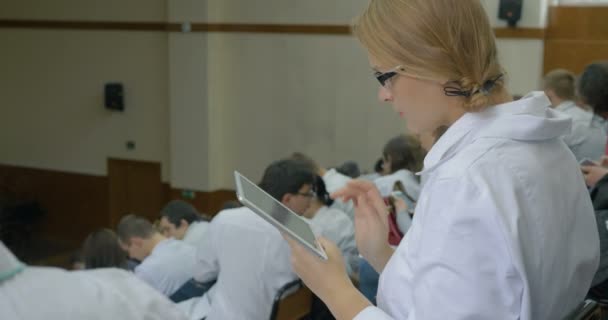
[353,0,504,111]
[544,69,576,101]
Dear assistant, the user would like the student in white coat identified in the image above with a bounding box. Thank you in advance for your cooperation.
[303,175,358,275]
[159,200,210,247]
[374,134,425,199]
[0,241,188,320]
[117,214,197,297]
[291,152,356,221]
[543,68,606,161]
[178,159,314,320]
[284,0,600,319]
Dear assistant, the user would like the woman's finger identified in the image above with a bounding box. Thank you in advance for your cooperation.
[331,180,377,202]
[367,190,390,225]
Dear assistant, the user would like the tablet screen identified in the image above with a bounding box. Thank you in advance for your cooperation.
[234,171,326,259]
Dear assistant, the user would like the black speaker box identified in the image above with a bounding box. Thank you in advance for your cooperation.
[105,83,124,111]
[498,0,523,27]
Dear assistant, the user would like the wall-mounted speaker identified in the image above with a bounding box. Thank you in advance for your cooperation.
[105,83,124,111]
[498,0,523,27]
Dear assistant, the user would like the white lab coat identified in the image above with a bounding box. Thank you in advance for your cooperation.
[323,168,356,221]
[355,92,600,320]
[309,206,358,274]
[178,207,297,320]
[0,242,187,320]
[135,238,197,296]
[374,169,421,200]
[554,100,606,161]
[183,220,210,247]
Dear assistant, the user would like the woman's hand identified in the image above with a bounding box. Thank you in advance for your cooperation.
[284,236,372,319]
[332,180,394,273]
[284,237,351,301]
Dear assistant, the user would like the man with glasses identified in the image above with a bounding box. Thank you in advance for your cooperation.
[177,159,315,320]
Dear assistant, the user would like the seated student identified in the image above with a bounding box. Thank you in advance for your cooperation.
[336,160,361,179]
[82,228,128,269]
[544,68,606,161]
[117,214,197,297]
[159,200,210,247]
[219,200,241,211]
[291,152,355,221]
[303,175,358,275]
[578,62,608,298]
[359,158,385,181]
[0,241,188,320]
[374,134,425,199]
[178,159,314,320]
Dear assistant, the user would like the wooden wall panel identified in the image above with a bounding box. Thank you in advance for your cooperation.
[167,187,237,218]
[108,159,163,227]
[543,6,608,74]
[0,164,236,249]
[546,6,608,41]
[0,164,109,246]
[544,40,608,75]
[0,19,544,39]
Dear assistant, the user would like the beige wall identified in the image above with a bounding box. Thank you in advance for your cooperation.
[0,0,550,190]
[0,0,166,21]
[0,29,170,179]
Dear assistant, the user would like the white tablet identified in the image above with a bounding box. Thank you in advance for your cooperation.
[234,171,328,260]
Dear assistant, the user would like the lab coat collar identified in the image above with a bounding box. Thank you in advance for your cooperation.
[421,91,571,175]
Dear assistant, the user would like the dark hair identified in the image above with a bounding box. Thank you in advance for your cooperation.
[290,152,320,173]
[579,62,608,116]
[383,135,425,173]
[221,200,242,211]
[374,158,384,174]
[259,159,315,201]
[160,200,203,227]
[82,229,127,269]
[313,175,334,207]
[116,214,156,243]
[336,161,361,178]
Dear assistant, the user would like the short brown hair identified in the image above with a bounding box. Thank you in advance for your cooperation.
[116,214,155,244]
[544,69,576,101]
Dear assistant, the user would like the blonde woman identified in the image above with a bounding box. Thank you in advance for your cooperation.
[284,0,599,319]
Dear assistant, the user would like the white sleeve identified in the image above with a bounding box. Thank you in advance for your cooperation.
[83,269,189,320]
[134,263,170,296]
[193,217,220,282]
[354,306,395,320]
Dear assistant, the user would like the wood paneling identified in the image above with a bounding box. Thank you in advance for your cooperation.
[108,159,163,226]
[544,40,608,75]
[0,164,108,246]
[543,6,608,74]
[546,6,608,41]
[0,19,170,32]
[0,163,234,242]
[0,19,544,39]
[167,187,237,218]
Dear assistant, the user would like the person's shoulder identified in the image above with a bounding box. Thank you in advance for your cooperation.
[212,206,254,224]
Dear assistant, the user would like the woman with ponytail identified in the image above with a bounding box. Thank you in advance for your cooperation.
[284,0,599,319]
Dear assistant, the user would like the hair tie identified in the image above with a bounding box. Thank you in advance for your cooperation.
[443,74,504,98]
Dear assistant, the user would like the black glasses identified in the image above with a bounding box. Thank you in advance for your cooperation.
[374,65,402,87]
[296,190,315,198]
